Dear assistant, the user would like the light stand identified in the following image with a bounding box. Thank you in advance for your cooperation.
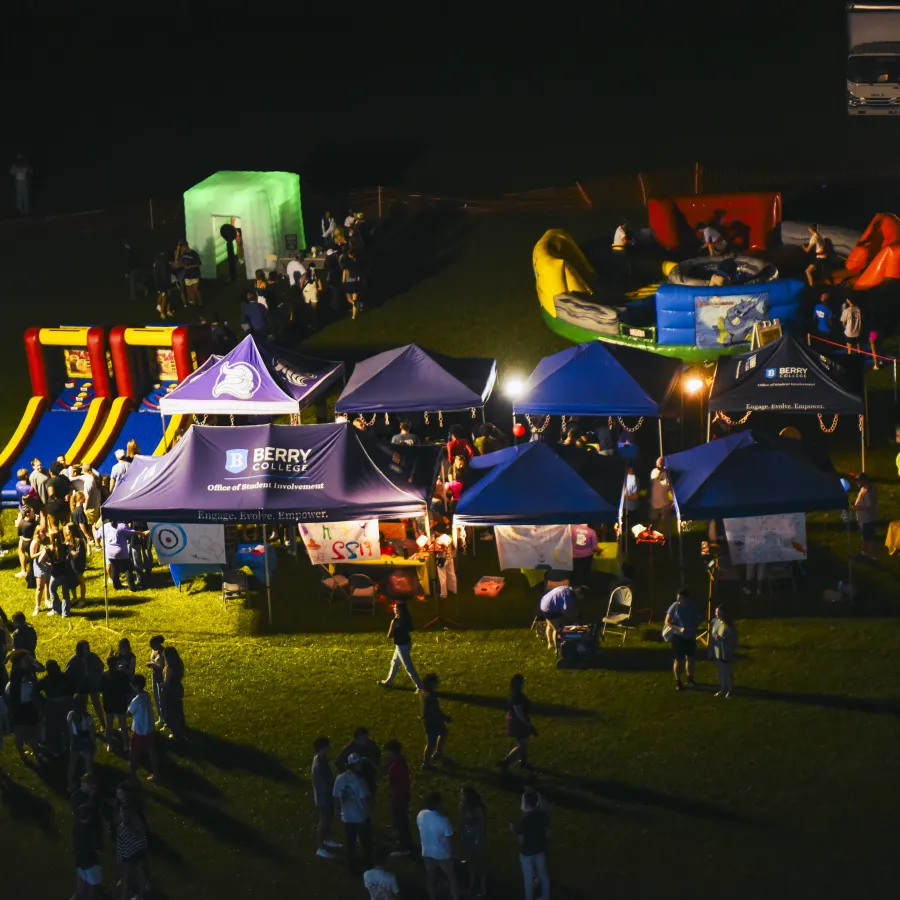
[419,534,463,630]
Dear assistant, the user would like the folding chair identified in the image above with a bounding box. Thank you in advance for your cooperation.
[602,585,634,642]
[222,568,249,609]
[348,573,377,615]
[319,565,349,604]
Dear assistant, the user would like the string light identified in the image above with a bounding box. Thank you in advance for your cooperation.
[364,413,377,427]
[818,414,839,434]
[424,412,429,425]
[560,415,568,438]
[471,408,476,418]
[714,410,752,426]
[439,411,444,427]
[385,413,390,425]
[617,417,645,432]
[525,415,550,433]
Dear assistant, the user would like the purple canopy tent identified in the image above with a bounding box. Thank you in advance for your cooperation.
[159,334,344,417]
[102,422,442,622]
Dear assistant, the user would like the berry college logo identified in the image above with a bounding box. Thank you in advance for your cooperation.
[764,368,777,380]
[225,449,249,474]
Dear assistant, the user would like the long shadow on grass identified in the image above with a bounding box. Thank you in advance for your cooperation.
[597,647,673,672]
[440,691,598,719]
[150,791,287,863]
[738,686,900,716]
[0,773,57,834]
[167,730,299,784]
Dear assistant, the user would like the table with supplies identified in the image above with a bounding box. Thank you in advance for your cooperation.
[329,554,432,596]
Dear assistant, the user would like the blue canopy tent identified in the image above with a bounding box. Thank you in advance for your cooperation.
[512,342,682,456]
[663,430,847,569]
[454,442,621,526]
[335,344,497,417]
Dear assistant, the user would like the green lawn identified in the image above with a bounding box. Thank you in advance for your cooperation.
[2,206,900,899]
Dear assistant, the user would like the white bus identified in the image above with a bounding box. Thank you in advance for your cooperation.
[847,3,900,114]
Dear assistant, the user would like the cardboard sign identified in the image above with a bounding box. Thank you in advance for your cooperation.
[300,520,381,565]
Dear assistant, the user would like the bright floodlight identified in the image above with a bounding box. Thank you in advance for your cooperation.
[684,376,705,395]
[504,374,526,398]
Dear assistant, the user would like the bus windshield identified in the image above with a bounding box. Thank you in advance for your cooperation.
[848,55,900,84]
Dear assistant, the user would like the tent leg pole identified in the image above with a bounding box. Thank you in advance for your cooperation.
[480,408,485,424]
[102,523,109,630]
[705,412,711,443]
[264,527,272,626]
[846,500,854,590]
[160,412,168,451]
[861,420,866,473]
[677,512,684,582]
[657,418,664,460]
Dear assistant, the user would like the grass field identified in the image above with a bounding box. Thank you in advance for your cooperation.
[1,204,900,899]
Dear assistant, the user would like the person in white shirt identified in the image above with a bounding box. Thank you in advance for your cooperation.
[648,459,673,538]
[344,210,358,229]
[417,791,459,900]
[840,297,862,353]
[10,153,32,214]
[302,264,320,306]
[803,223,829,286]
[127,674,160,781]
[363,852,400,900]
[333,754,374,872]
[109,450,130,490]
[700,222,727,256]
[285,255,307,289]
[321,211,336,248]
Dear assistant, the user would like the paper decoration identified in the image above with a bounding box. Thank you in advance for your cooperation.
[299,520,381,565]
[723,514,807,564]
[494,525,573,571]
[149,522,227,565]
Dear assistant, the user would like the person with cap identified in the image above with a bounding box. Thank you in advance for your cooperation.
[109,450,130,491]
[333,752,374,872]
[336,726,382,803]
[665,588,699,690]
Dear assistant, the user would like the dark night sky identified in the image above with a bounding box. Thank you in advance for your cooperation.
[4,2,889,212]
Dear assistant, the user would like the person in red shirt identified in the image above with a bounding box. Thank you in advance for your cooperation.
[445,426,474,464]
[384,739,412,856]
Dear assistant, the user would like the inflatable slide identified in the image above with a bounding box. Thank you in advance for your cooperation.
[842,213,900,290]
[0,327,113,506]
[83,325,208,474]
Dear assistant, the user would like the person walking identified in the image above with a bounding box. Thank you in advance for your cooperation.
[513,788,551,900]
[459,787,488,898]
[417,791,459,900]
[420,673,451,771]
[803,223,829,286]
[665,589,699,691]
[378,600,423,691]
[500,673,537,772]
[10,153,32,214]
[312,736,342,859]
[840,297,862,354]
[162,646,186,741]
[126,674,160,781]
[66,695,97,790]
[853,472,878,560]
[383,739,412,857]
[101,654,131,752]
[333,753,374,873]
[147,635,167,729]
[710,604,738,697]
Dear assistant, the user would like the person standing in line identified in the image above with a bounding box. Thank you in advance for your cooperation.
[458,787,488,898]
[665,589,699,691]
[7,650,43,763]
[109,450,130,491]
[500,673,537,772]
[570,523,597,588]
[66,695,96,790]
[80,465,102,540]
[30,527,52,616]
[64,524,87,610]
[162,646,186,741]
[336,727,382,806]
[71,492,92,550]
[72,799,104,899]
[126,674,160,782]
[312,736,342,859]
[840,296,862,354]
[803,223,829,286]
[420,673,452,771]
[114,782,151,900]
[709,605,738,698]
[101,654,131,752]
[38,658,73,756]
[378,600,423,691]
[513,788,551,900]
[66,641,107,732]
[147,635,167,728]
[417,791,459,900]
[333,753,374,873]
[10,153,32,214]
[854,472,878,560]
[321,210,336,248]
[11,611,37,655]
[363,850,400,899]
[383,739,412,857]
[15,503,37,578]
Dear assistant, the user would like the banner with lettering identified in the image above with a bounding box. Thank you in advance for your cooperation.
[494,525,573,571]
[299,520,381,565]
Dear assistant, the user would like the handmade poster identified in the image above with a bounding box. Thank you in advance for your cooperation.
[694,292,770,349]
[299,520,381,565]
[494,525,573,571]
[723,514,807,564]
[149,522,227,565]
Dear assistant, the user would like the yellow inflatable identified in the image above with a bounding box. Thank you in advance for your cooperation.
[532,228,596,317]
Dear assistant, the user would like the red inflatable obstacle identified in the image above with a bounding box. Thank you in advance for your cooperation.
[843,213,900,290]
[649,191,783,252]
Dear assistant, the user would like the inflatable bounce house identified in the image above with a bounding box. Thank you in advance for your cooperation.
[184,171,305,281]
[535,191,805,363]
[838,213,900,290]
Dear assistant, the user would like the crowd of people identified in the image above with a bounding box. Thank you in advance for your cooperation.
[0,623,184,898]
